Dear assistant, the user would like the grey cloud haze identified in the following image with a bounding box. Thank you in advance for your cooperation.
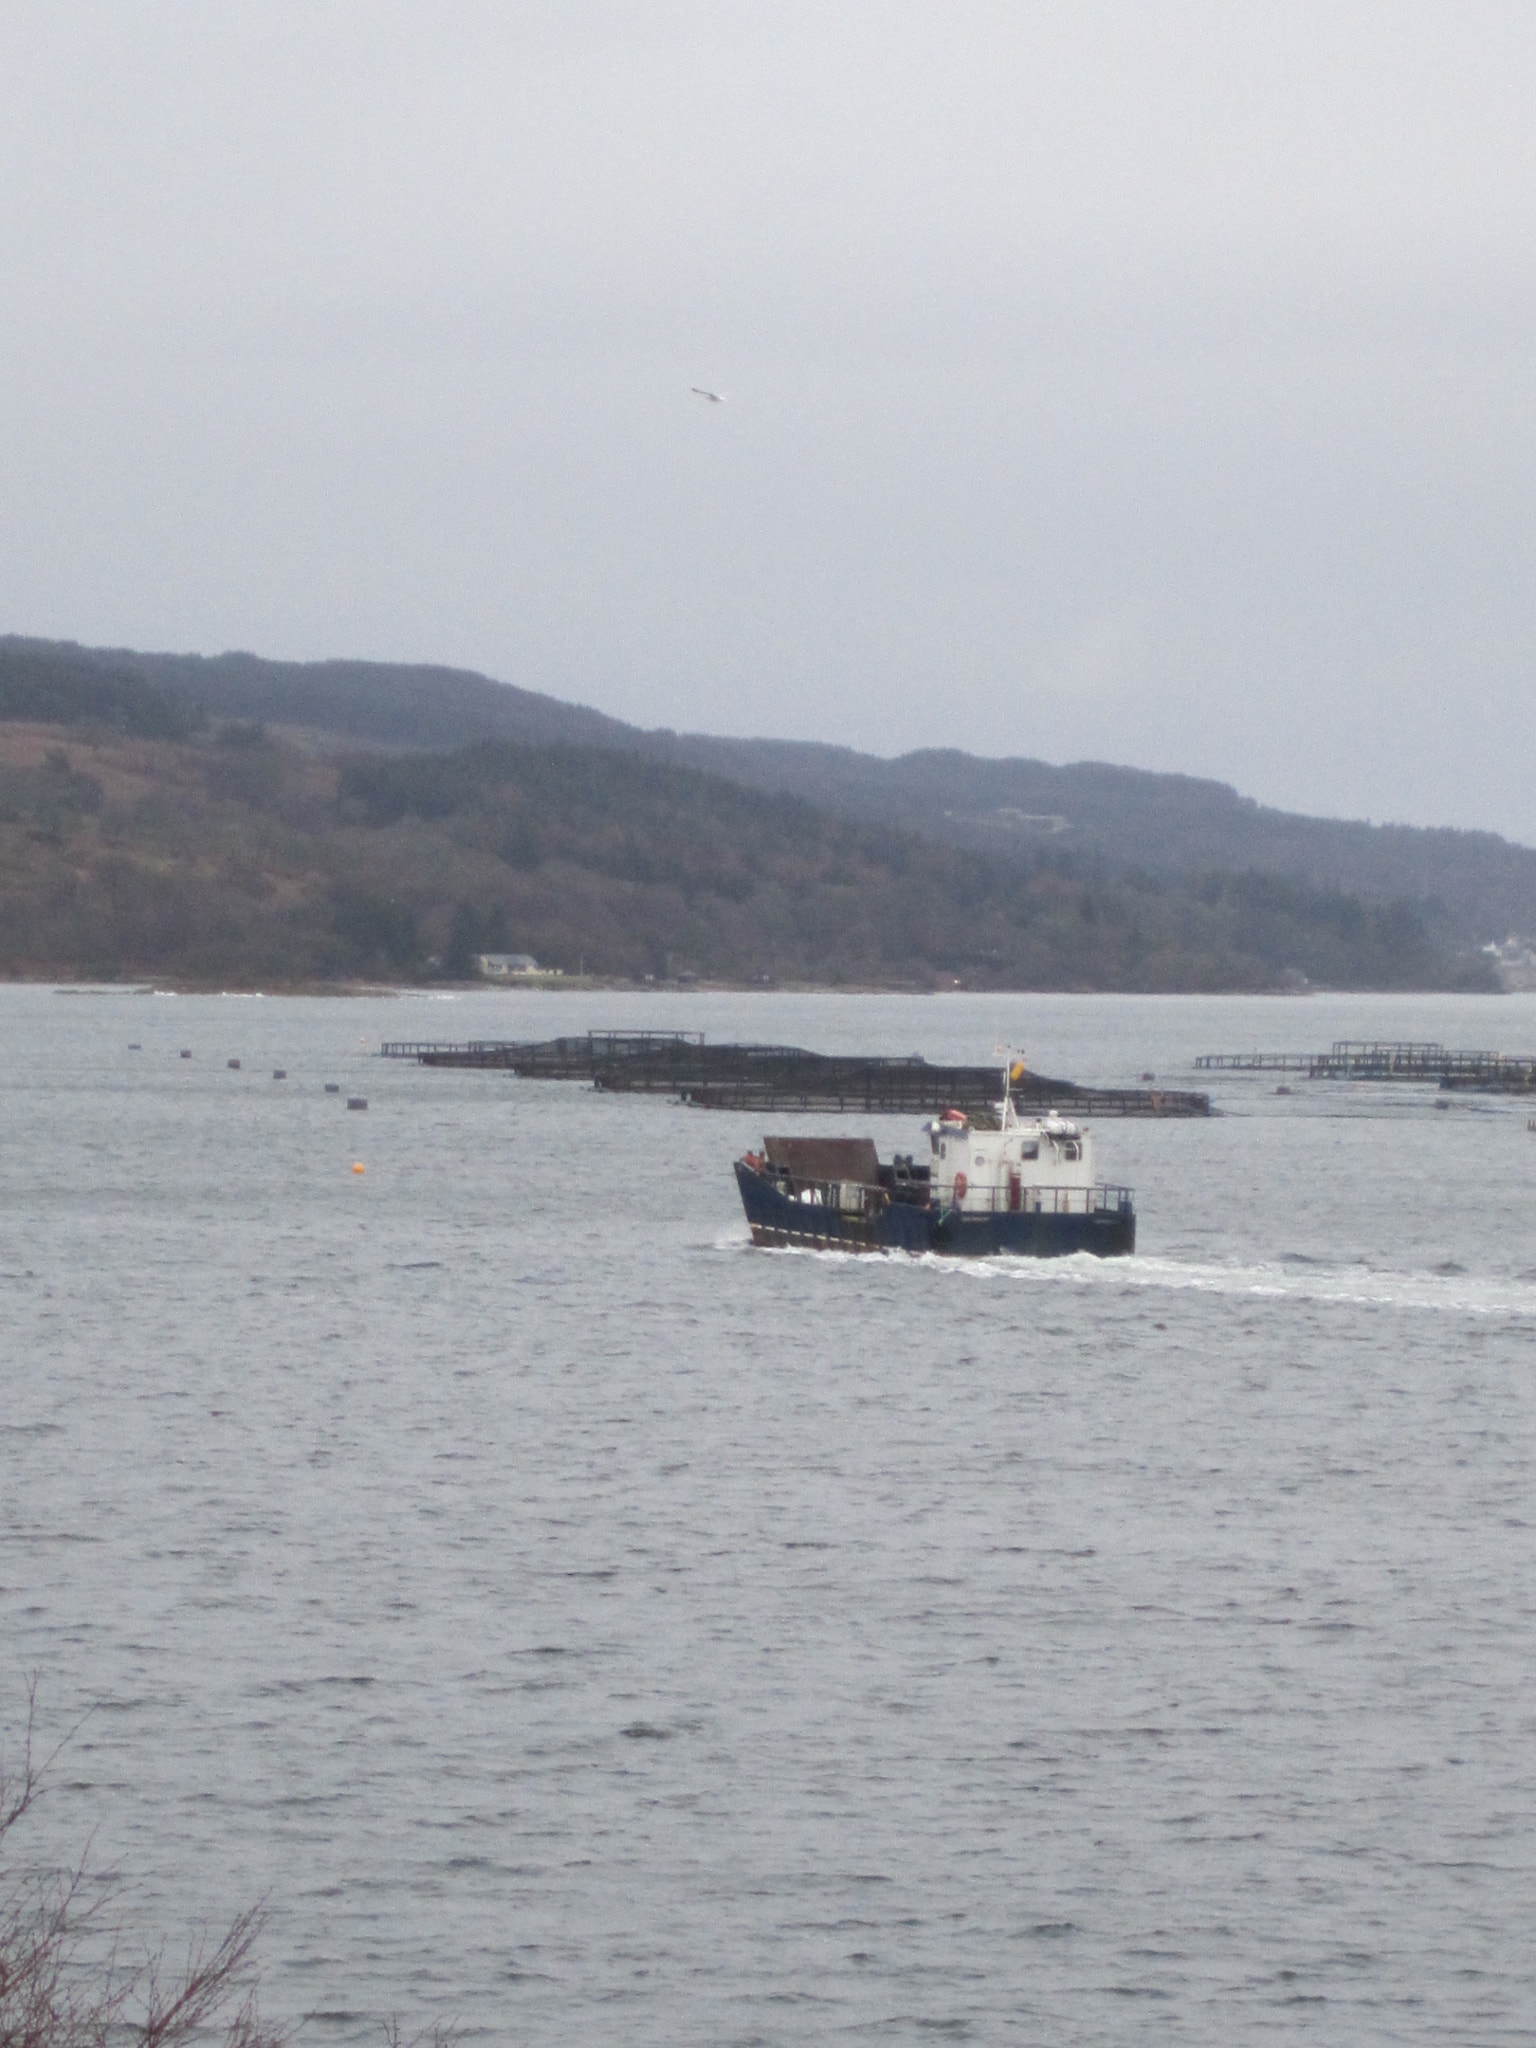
[3,4,1534,837]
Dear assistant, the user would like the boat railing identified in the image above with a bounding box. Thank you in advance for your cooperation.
[759,1166,1133,1218]
[948,1181,1134,1217]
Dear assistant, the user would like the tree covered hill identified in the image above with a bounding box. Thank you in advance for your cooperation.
[0,637,202,739]
[0,632,628,752]
[664,741,1536,948]
[0,714,1495,990]
[5,632,1531,950]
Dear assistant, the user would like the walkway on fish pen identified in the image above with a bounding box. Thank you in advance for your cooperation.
[381,1030,706,1076]
[377,1031,1212,1117]
[1194,1040,1536,1091]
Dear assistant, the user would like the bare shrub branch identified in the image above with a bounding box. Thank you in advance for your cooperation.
[1,1694,285,2048]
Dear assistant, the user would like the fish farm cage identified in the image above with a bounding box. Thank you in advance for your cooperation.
[378,1031,1212,1116]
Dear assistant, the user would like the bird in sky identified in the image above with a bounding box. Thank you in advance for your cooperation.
[691,386,726,404]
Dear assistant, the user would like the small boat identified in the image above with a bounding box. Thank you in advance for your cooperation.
[734,1071,1135,1257]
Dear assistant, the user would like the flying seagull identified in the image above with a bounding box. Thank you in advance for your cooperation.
[691,385,726,403]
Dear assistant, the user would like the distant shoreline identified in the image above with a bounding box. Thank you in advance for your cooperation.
[21,976,1507,1000]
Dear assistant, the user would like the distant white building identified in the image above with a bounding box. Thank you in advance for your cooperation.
[1482,935,1536,991]
[476,952,541,980]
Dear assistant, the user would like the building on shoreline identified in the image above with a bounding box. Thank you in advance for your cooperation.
[475,952,543,980]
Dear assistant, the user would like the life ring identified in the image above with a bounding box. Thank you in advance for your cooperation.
[953,1171,968,1202]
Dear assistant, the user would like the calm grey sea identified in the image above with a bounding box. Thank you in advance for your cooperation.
[4,983,1536,2044]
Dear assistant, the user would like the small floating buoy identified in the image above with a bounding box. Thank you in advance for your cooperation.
[128,1042,142,1051]
[347,1097,367,1111]
[352,1162,365,1174]
[324,1082,340,1094]
[273,1069,287,1080]
[227,1058,241,1070]
[180,1049,192,1059]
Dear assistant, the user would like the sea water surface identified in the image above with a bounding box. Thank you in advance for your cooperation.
[3,983,1536,2043]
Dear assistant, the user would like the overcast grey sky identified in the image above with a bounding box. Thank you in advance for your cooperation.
[3,4,1534,838]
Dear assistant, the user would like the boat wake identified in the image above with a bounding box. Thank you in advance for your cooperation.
[720,1235,1536,1319]
[978,1250,1536,1319]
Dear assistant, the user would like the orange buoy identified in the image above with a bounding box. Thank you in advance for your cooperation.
[352,1163,365,1175]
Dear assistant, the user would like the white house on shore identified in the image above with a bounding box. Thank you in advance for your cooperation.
[1482,936,1536,990]
[476,952,544,980]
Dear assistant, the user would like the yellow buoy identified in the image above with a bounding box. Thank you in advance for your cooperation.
[352,1162,366,1175]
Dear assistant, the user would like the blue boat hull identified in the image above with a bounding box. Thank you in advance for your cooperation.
[734,1161,1135,1258]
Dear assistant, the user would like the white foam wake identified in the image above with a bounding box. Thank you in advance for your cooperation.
[723,1236,1536,1319]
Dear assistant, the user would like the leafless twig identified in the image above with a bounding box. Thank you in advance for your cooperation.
[1,1692,286,2047]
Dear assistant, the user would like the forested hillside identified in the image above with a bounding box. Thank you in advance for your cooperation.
[6,633,1531,949]
[0,711,1496,990]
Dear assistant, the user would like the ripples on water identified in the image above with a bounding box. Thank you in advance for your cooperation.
[4,985,1536,2044]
